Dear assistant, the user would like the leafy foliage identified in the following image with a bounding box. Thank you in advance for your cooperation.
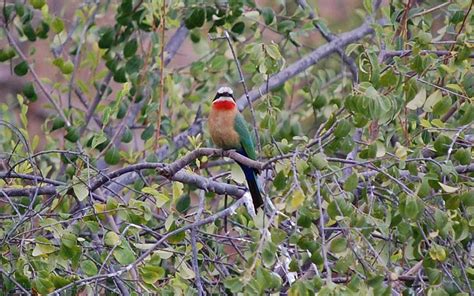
[0,0,473,295]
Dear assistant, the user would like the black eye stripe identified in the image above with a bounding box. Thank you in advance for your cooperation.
[213,92,234,101]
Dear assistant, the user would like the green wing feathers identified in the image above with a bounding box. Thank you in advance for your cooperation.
[234,113,257,160]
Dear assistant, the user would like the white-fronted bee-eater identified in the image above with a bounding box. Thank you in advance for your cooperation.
[208,86,263,209]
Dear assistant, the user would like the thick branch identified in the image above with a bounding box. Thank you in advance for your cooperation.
[236,19,382,110]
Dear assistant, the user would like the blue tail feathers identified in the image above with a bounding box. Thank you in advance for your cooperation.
[236,149,263,209]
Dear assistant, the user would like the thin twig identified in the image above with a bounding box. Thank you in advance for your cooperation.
[210,31,261,153]
[3,28,70,126]
[315,171,331,283]
[413,1,452,17]
[191,190,206,295]
[155,0,167,151]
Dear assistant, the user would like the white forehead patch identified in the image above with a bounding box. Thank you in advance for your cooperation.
[217,86,233,95]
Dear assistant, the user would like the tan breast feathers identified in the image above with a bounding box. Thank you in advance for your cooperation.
[208,108,241,149]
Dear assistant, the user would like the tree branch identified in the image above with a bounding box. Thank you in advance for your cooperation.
[236,19,383,110]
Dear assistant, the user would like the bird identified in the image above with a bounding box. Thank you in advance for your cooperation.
[208,86,263,209]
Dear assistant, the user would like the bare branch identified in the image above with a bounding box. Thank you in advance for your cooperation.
[236,19,382,110]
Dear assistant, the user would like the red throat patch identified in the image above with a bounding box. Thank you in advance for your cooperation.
[212,100,236,110]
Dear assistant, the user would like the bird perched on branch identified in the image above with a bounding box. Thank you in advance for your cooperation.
[208,86,263,209]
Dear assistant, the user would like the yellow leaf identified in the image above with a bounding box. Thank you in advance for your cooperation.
[231,164,245,184]
[31,135,40,151]
[288,190,305,212]
[446,84,463,93]
[178,263,195,280]
[406,88,426,110]
[93,203,106,214]
[154,249,174,259]
[172,182,183,200]
[423,90,443,112]
[32,237,57,256]
[395,143,408,160]
[431,119,445,128]
[72,176,89,201]
[438,182,458,193]
[420,119,431,128]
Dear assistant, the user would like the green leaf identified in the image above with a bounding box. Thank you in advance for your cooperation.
[37,21,50,39]
[224,276,244,293]
[463,73,474,97]
[104,231,121,246]
[260,7,275,26]
[14,61,29,76]
[23,24,36,41]
[190,30,201,43]
[140,264,165,284]
[185,7,205,29]
[121,127,133,143]
[330,237,347,253]
[432,96,451,116]
[123,39,138,58]
[125,55,143,74]
[231,21,245,34]
[33,276,55,294]
[178,263,195,279]
[426,267,442,284]
[23,82,37,101]
[80,260,98,276]
[261,7,274,25]
[297,214,312,228]
[167,222,185,244]
[344,173,358,192]
[433,134,452,154]
[277,20,295,34]
[176,194,190,213]
[459,103,474,125]
[210,55,226,69]
[113,67,127,83]
[288,190,305,213]
[51,17,64,34]
[404,196,420,220]
[262,241,277,267]
[91,133,107,149]
[51,117,65,131]
[266,44,281,60]
[142,186,170,208]
[60,60,74,74]
[454,148,471,165]
[141,124,154,141]
[30,0,46,9]
[61,232,77,249]
[104,147,120,165]
[313,19,331,36]
[0,47,16,61]
[311,153,328,170]
[113,245,136,265]
[72,176,89,201]
[98,28,115,49]
[50,275,71,289]
[65,126,79,142]
[334,119,351,138]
